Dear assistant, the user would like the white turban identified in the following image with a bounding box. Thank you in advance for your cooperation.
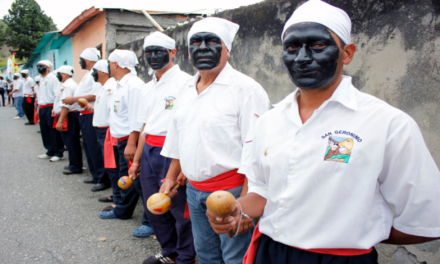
[21,69,29,74]
[93,60,109,74]
[282,0,351,45]
[13,73,21,77]
[188,17,239,51]
[37,60,53,69]
[57,65,75,76]
[143,32,176,50]
[35,76,41,82]
[108,49,139,74]
[80,48,101,62]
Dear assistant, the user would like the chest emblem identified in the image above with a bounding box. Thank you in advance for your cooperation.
[164,96,176,110]
[114,104,117,113]
[324,136,353,163]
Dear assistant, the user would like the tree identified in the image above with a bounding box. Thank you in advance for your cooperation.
[3,0,57,59]
[0,21,6,47]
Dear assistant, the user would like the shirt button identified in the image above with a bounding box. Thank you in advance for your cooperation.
[283,204,287,209]
[276,231,281,236]
[297,133,302,137]
[289,170,295,175]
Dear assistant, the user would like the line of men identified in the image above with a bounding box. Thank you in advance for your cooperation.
[5,70,38,122]
[26,0,440,263]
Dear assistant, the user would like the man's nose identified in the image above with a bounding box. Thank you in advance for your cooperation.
[294,44,312,64]
[200,40,208,49]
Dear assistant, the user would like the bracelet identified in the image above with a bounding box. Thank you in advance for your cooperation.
[232,201,250,238]
[161,177,179,185]
[130,164,139,168]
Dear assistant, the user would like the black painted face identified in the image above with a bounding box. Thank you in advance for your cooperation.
[37,65,47,74]
[13,76,18,80]
[91,69,99,82]
[21,73,27,78]
[79,58,87,69]
[107,61,112,78]
[145,46,170,70]
[282,23,341,89]
[56,72,63,82]
[189,32,223,70]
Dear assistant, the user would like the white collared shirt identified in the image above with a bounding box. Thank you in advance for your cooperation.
[73,70,101,110]
[53,80,65,114]
[109,73,144,138]
[161,63,270,181]
[0,80,7,88]
[12,79,24,97]
[137,65,192,138]
[38,73,59,106]
[58,78,79,113]
[23,77,36,97]
[93,78,117,127]
[248,76,440,250]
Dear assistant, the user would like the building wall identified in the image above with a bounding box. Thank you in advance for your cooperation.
[72,12,106,81]
[57,38,74,77]
[118,1,440,263]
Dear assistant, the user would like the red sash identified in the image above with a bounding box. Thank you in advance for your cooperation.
[33,106,38,124]
[80,110,93,115]
[119,136,129,142]
[39,104,53,108]
[243,223,373,264]
[145,134,166,147]
[188,169,245,192]
[52,114,68,131]
[104,128,118,169]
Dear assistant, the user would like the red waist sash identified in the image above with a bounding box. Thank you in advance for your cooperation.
[52,114,68,131]
[145,134,166,147]
[118,136,129,142]
[188,169,245,192]
[80,110,93,115]
[243,223,373,264]
[39,104,53,108]
[104,128,118,169]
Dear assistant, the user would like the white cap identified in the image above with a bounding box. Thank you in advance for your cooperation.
[13,73,21,77]
[143,31,176,50]
[37,60,53,69]
[93,60,109,74]
[21,69,29,74]
[57,65,75,76]
[35,76,41,82]
[188,17,239,51]
[80,48,101,62]
[282,0,351,45]
[108,49,138,74]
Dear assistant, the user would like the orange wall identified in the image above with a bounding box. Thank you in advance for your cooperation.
[72,12,106,82]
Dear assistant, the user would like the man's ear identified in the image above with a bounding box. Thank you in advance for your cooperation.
[169,49,177,59]
[342,43,356,65]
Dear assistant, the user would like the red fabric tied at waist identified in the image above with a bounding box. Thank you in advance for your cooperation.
[80,110,93,115]
[104,128,118,169]
[119,136,129,142]
[33,106,38,124]
[39,104,53,108]
[145,134,166,147]
[243,223,374,264]
[52,114,68,131]
[26,97,32,103]
[188,169,245,193]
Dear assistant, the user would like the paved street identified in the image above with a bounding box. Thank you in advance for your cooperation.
[0,106,161,263]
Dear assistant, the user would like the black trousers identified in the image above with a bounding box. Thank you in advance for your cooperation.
[23,97,35,123]
[7,91,13,104]
[255,234,378,264]
[59,112,83,173]
[0,88,5,106]
[39,106,64,157]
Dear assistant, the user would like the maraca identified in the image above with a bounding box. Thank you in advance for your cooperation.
[78,98,88,108]
[206,191,237,238]
[147,184,180,215]
[118,176,133,189]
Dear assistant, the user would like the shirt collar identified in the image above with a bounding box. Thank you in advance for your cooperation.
[153,65,180,84]
[189,62,233,88]
[117,72,136,88]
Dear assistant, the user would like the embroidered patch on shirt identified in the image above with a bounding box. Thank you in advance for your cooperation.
[97,96,100,104]
[164,96,176,110]
[324,136,353,163]
[114,105,117,113]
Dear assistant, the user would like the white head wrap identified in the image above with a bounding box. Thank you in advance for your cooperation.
[21,69,29,74]
[93,60,109,74]
[37,60,53,69]
[80,48,101,62]
[13,73,21,78]
[188,17,239,51]
[57,65,75,76]
[143,32,176,50]
[282,0,351,45]
[108,49,138,74]
[34,76,41,82]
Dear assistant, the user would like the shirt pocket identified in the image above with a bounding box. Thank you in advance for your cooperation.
[203,114,237,144]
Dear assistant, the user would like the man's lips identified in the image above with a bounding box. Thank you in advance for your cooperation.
[295,69,319,76]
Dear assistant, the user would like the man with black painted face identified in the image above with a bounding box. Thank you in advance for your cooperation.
[128,31,195,264]
[20,69,37,125]
[62,48,111,192]
[160,17,270,264]
[35,60,65,161]
[207,1,440,264]
[10,73,24,119]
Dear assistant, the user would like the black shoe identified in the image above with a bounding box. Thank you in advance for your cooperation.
[83,178,97,184]
[91,183,110,192]
[24,122,35,125]
[63,169,82,175]
[143,253,176,264]
[64,166,69,170]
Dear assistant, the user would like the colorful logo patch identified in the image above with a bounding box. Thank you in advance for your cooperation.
[114,105,117,113]
[324,136,353,163]
[164,96,175,110]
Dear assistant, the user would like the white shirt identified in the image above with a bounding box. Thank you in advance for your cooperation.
[109,73,144,138]
[248,76,440,250]
[137,65,192,138]
[74,70,101,110]
[38,73,59,106]
[93,78,117,127]
[0,80,6,88]
[23,77,36,97]
[12,79,24,97]
[161,63,270,181]
[59,78,79,113]
[53,80,64,114]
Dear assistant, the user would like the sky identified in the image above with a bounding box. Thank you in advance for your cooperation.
[0,0,264,30]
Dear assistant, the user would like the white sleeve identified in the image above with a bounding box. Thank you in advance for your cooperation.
[128,82,144,133]
[246,118,268,199]
[60,85,73,110]
[237,84,270,175]
[379,114,440,238]
[160,103,180,159]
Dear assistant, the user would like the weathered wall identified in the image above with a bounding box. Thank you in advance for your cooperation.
[119,1,440,263]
